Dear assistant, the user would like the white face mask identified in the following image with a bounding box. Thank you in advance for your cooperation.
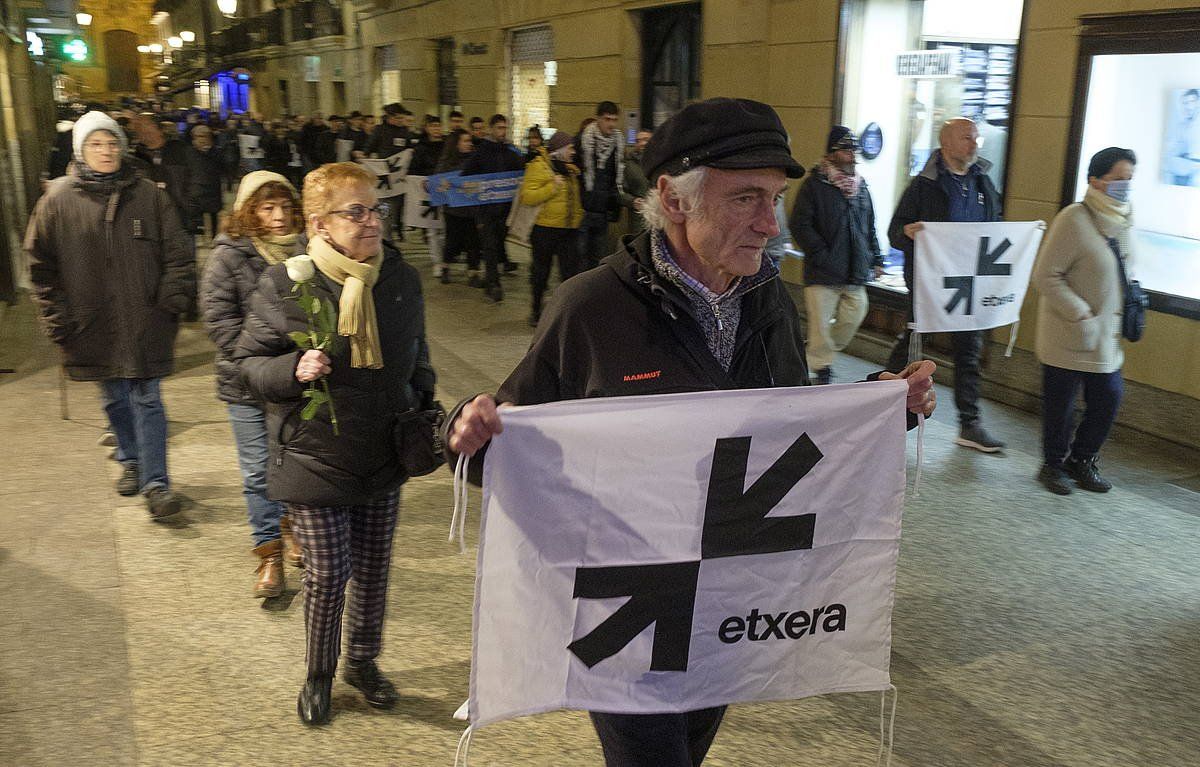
[1105,179,1132,203]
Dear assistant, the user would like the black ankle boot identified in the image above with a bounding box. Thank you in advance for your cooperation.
[297,674,333,725]
[343,659,399,709]
[1064,455,1112,493]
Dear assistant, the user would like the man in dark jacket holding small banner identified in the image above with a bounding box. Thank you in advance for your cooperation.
[789,126,882,385]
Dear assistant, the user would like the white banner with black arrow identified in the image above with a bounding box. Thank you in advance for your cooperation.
[467,382,907,729]
[912,221,1044,333]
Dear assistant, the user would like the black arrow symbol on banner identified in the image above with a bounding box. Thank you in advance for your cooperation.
[977,236,1012,276]
[567,561,700,671]
[701,433,822,559]
[943,275,975,315]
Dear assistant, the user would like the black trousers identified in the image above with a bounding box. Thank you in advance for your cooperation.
[529,225,580,316]
[474,214,507,287]
[888,326,983,426]
[1041,364,1123,465]
[590,707,726,767]
[444,214,479,269]
[579,219,609,271]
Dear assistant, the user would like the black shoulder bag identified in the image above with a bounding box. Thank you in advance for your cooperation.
[393,401,447,477]
[1102,236,1148,343]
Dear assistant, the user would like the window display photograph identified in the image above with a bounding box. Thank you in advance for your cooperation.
[1163,87,1200,188]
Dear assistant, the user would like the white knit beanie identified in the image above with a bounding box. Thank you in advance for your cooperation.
[72,111,127,164]
[234,170,297,214]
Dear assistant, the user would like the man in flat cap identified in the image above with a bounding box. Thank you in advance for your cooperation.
[443,98,936,766]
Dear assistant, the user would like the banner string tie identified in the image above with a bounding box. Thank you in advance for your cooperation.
[450,453,471,554]
[912,413,925,498]
[453,724,475,767]
[876,684,898,767]
[906,322,922,366]
[1005,321,1020,358]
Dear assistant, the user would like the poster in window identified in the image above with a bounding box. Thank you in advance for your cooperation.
[1163,88,1200,187]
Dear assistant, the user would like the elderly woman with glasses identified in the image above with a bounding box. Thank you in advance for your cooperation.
[235,162,436,725]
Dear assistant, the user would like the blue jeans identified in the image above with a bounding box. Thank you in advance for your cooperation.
[1041,365,1124,466]
[227,403,285,547]
[99,378,170,493]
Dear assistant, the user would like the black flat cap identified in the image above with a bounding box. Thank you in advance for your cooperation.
[643,98,804,180]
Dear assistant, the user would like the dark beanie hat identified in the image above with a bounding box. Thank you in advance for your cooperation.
[546,130,572,153]
[642,97,804,180]
[826,126,859,154]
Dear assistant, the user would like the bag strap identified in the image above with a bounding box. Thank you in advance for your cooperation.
[1083,205,1133,296]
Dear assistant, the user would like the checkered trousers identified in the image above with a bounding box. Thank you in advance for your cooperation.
[287,491,400,677]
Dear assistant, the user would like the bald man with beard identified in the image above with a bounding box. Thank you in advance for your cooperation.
[886,117,1006,454]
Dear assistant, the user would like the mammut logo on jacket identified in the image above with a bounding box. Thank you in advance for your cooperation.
[622,370,662,383]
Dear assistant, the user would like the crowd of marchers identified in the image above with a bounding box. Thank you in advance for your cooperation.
[24,92,1131,761]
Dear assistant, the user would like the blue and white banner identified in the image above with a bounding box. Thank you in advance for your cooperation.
[913,221,1044,333]
[426,170,523,208]
[469,382,907,728]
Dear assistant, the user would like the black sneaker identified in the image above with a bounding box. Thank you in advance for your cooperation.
[484,283,504,303]
[343,659,399,709]
[812,367,833,385]
[467,273,482,288]
[1037,464,1073,495]
[502,261,518,273]
[116,463,140,496]
[146,487,182,519]
[955,423,1006,453]
[1064,455,1112,493]
[439,270,451,285]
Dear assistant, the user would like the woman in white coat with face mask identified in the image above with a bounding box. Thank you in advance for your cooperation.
[1033,146,1137,496]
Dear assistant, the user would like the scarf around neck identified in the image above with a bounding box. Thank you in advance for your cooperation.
[1082,185,1135,261]
[306,235,384,369]
[581,122,624,193]
[251,232,299,265]
[820,159,862,199]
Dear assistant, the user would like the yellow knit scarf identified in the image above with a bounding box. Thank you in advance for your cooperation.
[251,232,299,265]
[307,235,384,369]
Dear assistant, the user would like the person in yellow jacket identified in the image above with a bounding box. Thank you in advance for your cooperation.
[519,130,584,326]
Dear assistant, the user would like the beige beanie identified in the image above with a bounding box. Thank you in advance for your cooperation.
[234,170,297,213]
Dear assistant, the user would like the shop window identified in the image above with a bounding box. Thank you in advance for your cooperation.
[641,4,700,129]
[437,37,458,111]
[510,26,554,144]
[375,45,401,114]
[1064,11,1200,317]
[836,0,1023,294]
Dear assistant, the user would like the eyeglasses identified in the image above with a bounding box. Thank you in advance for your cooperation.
[83,141,122,152]
[328,203,390,224]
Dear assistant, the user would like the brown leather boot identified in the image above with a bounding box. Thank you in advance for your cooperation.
[280,515,303,568]
[252,540,284,598]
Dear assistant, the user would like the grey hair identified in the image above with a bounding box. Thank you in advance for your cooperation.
[638,167,709,230]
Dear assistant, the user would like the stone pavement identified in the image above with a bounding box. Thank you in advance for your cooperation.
[1,239,1199,766]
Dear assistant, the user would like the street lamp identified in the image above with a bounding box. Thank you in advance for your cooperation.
[137,44,150,53]
[217,0,237,16]
[76,12,93,26]
[167,36,183,48]
[149,42,163,53]
[180,30,195,43]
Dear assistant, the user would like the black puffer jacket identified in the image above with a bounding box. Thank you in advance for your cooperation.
[789,165,882,286]
[25,166,194,381]
[202,234,302,404]
[234,244,436,506]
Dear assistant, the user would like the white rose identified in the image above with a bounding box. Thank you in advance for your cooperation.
[285,254,315,282]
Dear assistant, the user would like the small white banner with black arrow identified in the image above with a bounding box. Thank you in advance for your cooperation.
[468,382,907,728]
[913,221,1044,333]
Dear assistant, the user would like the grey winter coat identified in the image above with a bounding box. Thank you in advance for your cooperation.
[202,234,302,403]
[25,166,195,381]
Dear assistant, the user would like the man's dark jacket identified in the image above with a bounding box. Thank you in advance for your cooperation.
[234,244,436,506]
[461,139,525,219]
[367,121,415,158]
[446,229,812,483]
[25,166,194,381]
[888,152,1001,290]
[789,165,882,286]
[202,234,300,404]
[311,129,339,165]
[132,139,195,231]
[408,136,445,176]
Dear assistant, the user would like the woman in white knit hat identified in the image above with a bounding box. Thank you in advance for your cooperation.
[201,170,306,597]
